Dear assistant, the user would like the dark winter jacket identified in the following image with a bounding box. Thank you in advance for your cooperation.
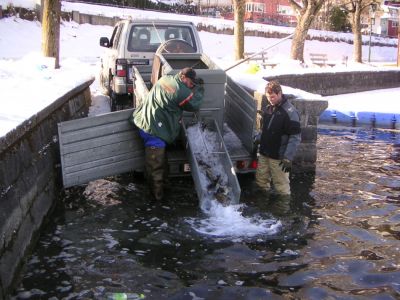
[133,73,204,144]
[259,95,301,161]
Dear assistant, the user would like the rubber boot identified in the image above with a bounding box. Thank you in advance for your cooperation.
[145,147,166,201]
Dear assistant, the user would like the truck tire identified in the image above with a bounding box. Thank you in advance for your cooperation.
[110,92,131,112]
[110,91,120,111]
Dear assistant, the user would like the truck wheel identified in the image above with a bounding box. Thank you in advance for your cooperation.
[110,92,129,111]
[110,91,118,111]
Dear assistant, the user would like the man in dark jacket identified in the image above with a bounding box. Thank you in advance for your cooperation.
[132,67,204,201]
[256,81,301,195]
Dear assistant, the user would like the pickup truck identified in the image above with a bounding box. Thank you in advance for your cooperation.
[57,20,258,188]
[99,19,203,111]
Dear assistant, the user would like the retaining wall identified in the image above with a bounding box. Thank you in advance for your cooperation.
[264,70,400,96]
[0,78,94,300]
[68,11,395,48]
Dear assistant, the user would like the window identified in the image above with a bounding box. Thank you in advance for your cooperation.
[245,2,264,13]
[113,23,124,50]
[127,25,196,52]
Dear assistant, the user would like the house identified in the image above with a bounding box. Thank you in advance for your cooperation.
[380,2,399,37]
[244,0,297,26]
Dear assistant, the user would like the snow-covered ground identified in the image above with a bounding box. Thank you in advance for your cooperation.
[0,0,399,137]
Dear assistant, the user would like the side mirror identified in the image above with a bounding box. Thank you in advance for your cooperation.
[100,37,110,48]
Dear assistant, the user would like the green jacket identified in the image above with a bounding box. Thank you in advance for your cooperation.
[133,73,204,144]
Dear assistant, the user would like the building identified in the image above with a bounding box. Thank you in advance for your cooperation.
[380,2,399,37]
[244,0,296,26]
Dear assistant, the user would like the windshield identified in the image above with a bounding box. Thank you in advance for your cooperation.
[127,25,196,52]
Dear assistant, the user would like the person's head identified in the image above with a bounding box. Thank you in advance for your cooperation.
[265,81,283,106]
[180,67,197,89]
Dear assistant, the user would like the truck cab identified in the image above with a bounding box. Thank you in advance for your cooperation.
[99,19,203,111]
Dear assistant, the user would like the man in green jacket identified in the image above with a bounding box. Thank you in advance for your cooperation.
[132,67,204,201]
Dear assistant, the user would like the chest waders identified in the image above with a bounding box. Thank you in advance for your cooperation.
[145,147,167,201]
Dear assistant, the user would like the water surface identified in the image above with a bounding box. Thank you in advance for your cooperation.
[12,127,400,299]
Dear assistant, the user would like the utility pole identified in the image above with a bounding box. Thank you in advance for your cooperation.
[398,10,400,66]
[368,3,377,63]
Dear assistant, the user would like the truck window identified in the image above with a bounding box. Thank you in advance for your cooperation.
[113,23,125,50]
[109,25,119,48]
[127,25,197,53]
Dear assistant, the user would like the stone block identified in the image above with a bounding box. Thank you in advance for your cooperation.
[295,143,317,163]
[0,206,37,295]
[301,126,318,142]
[0,149,21,187]
[30,180,54,226]
[18,139,33,170]
[0,190,23,251]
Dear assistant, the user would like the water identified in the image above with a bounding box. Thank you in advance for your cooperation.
[11,127,400,299]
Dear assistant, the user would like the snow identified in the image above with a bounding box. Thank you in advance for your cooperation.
[320,87,400,126]
[0,1,399,138]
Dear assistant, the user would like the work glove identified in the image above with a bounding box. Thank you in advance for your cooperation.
[279,159,292,173]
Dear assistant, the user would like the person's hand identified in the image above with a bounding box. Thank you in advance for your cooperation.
[279,159,292,173]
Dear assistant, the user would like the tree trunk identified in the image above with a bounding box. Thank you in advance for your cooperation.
[233,0,245,60]
[351,3,363,63]
[289,0,326,62]
[42,0,60,68]
[290,11,314,62]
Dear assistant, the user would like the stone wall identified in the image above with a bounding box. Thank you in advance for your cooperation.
[0,78,94,300]
[68,11,395,48]
[71,10,119,26]
[253,92,328,173]
[264,70,400,96]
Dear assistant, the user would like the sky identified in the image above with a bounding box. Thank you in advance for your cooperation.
[0,0,399,138]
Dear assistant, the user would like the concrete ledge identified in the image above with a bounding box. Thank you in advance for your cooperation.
[0,78,94,299]
[264,70,400,96]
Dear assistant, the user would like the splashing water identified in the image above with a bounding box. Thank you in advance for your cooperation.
[186,122,280,238]
[186,200,281,238]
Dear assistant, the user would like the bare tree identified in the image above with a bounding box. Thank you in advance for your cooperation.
[42,0,61,68]
[232,0,245,60]
[342,0,378,63]
[288,0,326,62]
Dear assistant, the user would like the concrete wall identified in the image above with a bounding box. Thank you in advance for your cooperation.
[0,78,94,300]
[69,11,395,48]
[264,70,400,96]
[71,10,119,26]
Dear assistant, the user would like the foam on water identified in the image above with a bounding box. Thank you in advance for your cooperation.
[186,200,281,238]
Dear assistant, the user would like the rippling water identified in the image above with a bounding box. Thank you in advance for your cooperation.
[11,127,400,299]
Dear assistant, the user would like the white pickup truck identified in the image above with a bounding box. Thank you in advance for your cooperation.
[99,19,203,111]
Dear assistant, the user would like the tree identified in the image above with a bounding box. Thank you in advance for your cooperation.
[42,0,61,68]
[232,0,246,60]
[342,0,378,63]
[330,6,351,32]
[288,0,326,62]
